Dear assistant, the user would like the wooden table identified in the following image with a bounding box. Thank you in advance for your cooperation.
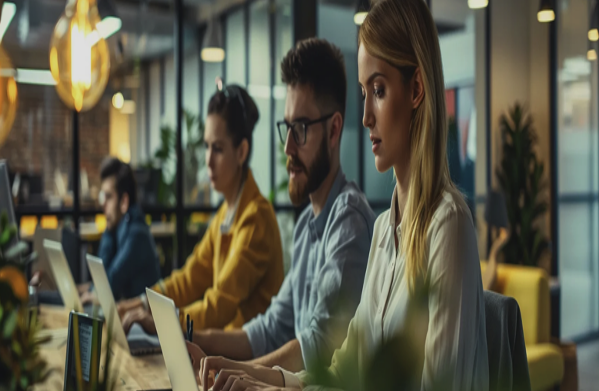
[34,305,173,391]
[21,222,177,243]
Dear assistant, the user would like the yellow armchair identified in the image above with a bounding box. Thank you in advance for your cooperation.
[481,262,564,391]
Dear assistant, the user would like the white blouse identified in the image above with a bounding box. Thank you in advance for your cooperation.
[282,186,489,391]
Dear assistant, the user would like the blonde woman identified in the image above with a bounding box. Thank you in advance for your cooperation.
[193,0,489,390]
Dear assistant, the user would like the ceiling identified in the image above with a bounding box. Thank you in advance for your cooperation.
[3,0,181,70]
[0,0,473,77]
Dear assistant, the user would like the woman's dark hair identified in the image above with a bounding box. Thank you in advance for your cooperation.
[207,85,260,171]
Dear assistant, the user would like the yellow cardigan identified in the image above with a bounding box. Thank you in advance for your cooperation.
[153,170,284,330]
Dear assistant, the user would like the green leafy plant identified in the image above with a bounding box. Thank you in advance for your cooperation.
[144,109,205,206]
[0,212,50,391]
[182,110,205,204]
[496,103,549,266]
[152,124,176,207]
[268,143,289,203]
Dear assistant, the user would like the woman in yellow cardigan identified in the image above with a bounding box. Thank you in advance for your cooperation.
[118,85,284,334]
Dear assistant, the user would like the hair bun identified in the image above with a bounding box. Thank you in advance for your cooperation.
[239,88,260,133]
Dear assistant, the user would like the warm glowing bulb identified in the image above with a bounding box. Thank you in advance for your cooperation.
[0,47,17,147]
[589,29,599,42]
[49,0,110,112]
[588,49,597,61]
[537,9,555,22]
[201,48,225,63]
[112,92,124,109]
[468,0,488,9]
[354,12,367,25]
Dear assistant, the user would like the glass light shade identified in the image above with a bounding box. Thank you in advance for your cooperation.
[49,0,110,112]
[588,48,597,61]
[537,9,555,22]
[354,11,367,25]
[201,18,225,63]
[201,47,225,63]
[112,91,123,109]
[589,29,599,41]
[0,47,18,147]
[468,0,489,9]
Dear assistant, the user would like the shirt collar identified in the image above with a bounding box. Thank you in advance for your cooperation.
[309,168,347,239]
[221,175,246,234]
[379,186,404,249]
[116,204,141,245]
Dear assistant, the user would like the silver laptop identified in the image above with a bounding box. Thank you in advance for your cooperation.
[43,240,85,313]
[86,254,161,356]
[146,289,199,391]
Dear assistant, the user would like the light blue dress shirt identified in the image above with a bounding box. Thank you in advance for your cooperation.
[243,169,376,370]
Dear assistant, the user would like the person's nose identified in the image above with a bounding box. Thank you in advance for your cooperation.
[363,96,375,130]
[206,147,214,169]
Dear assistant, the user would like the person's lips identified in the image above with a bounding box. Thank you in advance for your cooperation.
[370,134,382,153]
[287,157,306,179]
[288,165,304,179]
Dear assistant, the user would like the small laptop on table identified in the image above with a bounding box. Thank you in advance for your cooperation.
[86,254,161,356]
[146,289,200,391]
[43,239,93,314]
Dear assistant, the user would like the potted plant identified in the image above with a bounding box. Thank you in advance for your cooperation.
[496,103,549,267]
[0,212,50,390]
[143,109,205,207]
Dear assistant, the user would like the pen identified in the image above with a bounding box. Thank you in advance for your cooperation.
[186,314,191,342]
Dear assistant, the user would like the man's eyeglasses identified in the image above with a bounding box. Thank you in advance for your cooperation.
[276,113,335,146]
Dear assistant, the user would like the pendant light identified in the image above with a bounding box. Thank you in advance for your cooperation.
[354,0,370,25]
[0,48,18,148]
[49,0,110,112]
[588,41,597,61]
[201,15,225,63]
[112,91,124,109]
[537,0,555,22]
[0,3,17,148]
[589,1,599,41]
[468,0,489,9]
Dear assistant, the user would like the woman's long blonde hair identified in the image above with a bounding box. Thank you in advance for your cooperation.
[359,0,454,291]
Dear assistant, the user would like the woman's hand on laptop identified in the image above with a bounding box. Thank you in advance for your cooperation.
[185,341,206,383]
[200,357,286,391]
[210,369,286,391]
[121,308,156,335]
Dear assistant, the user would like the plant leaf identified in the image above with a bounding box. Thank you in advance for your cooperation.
[0,228,13,247]
[495,103,548,266]
[4,242,28,260]
[3,311,17,338]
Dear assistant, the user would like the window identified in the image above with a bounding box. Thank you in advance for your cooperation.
[557,0,599,340]
[249,0,272,197]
